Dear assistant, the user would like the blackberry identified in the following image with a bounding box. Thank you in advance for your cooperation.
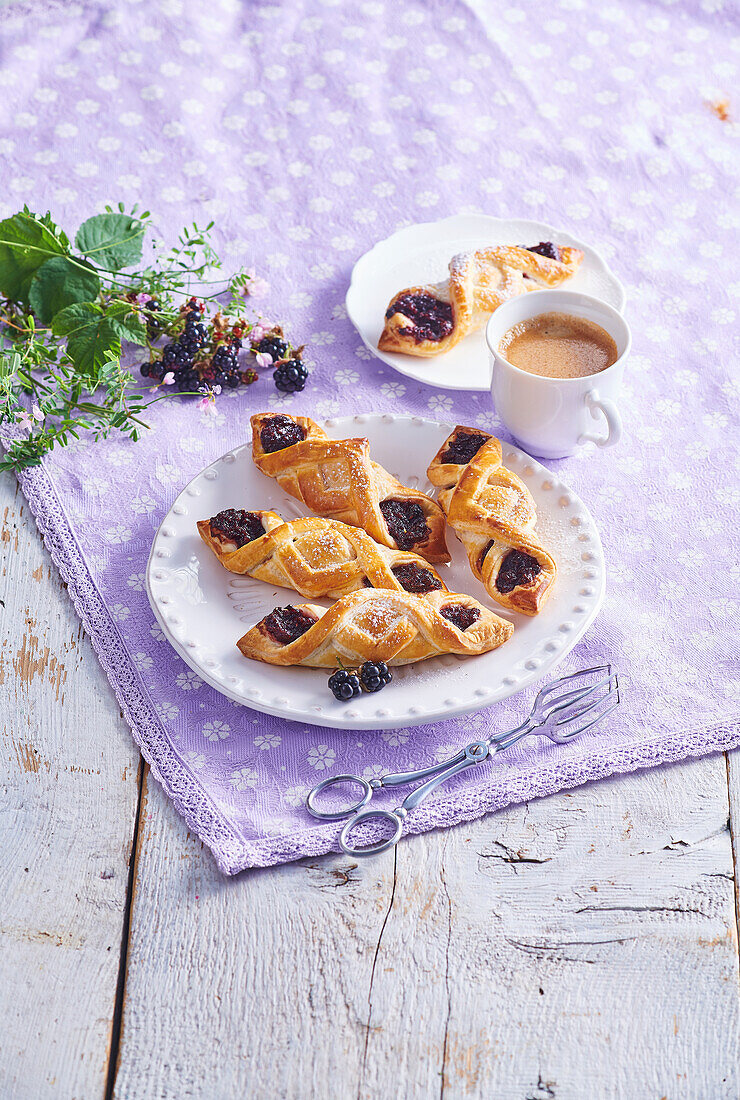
[224,372,241,390]
[175,368,199,393]
[328,668,362,701]
[213,346,236,369]
[257,335,288,360]
[148,360,166,382]
[140,362,151,378]
[359,661,392,694]
[162,342,179,366]
[179,333,199,354]
[214,370,228,387]
[274,357,308,393]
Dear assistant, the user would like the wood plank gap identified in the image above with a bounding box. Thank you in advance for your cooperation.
[438,844,453,1100]
[104,756,146,1100]
[358,845,398,1100]
[725,753,740,982]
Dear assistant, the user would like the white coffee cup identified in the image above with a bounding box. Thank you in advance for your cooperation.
[486,290,631,460]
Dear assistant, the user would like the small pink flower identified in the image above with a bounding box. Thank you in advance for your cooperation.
[212,384,222,395]
[162,372,175,386]
[255,351,273,369]
[249,321,268,343]
[135,292,153,306]
[15,410,34,431]
[31,404,43,421]
[242,270,270,299]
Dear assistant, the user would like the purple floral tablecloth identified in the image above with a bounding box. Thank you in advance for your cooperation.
[1,0,738,872]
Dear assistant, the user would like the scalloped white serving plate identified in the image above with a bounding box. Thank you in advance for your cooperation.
[346,214,626,393]
[146,415,605,730]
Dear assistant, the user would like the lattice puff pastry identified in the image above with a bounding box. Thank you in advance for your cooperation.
[251,412,450,563]
[198,512,449,599]
[427,427,557,615]
[378,243,584,358]
[236,589,513,668]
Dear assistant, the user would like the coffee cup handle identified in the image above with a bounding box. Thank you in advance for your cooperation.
[579,389,622,449]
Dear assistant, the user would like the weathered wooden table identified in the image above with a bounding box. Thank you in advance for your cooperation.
[2,469,739,1099]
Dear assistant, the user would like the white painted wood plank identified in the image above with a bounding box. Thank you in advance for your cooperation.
[0,473,141,1100]
[114,747,740,1099]
[372,758,740,1100]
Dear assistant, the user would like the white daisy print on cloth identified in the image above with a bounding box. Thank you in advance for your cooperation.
[229,766,259,790]
[381,730,410,747]
[203,720,231,742]
[284,786,310,807]
[131,494,157,514]
[133,651,153,671]
[104,524,132,544]
[127,573,146,592]
[156,702,180,721]
[254,733,281,749]
[184,751,207,770]
[307,745,336,771]
[176,669,203,691]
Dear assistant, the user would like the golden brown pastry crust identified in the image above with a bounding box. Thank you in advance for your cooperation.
[198,513,448,599]
[427,427,556,615]
[236,589,513,667]
[251,413,450,564]
[379,244,584,358]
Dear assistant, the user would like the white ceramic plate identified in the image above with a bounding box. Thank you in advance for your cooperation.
[345,214,626,392]
[146,415,605,730]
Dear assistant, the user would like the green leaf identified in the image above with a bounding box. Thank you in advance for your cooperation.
[75,213,145,271]
[28,256,100,324]
[0,210,70,304]
[105,299,147,345]
[52,302,121,376]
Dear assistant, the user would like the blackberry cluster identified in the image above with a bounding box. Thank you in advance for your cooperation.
[140,300,293,399]
[328,660,393,701]
[359,661,392,694]
[257,334,288,361]
[211,343,241,389]
[274,357,308,393]
[328,668,362,701]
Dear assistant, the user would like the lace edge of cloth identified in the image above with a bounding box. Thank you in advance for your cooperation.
[11,456,740,875]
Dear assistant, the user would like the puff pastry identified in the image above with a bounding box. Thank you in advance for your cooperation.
[198,511,449,599]
[378,242,584,358]
[236,588,513,667]
[251,412,450,563]
[427,426,556,615]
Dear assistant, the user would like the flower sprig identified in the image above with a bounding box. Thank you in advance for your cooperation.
[0,205,299,473]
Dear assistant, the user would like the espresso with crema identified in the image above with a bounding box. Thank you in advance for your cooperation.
[499,312,618,379]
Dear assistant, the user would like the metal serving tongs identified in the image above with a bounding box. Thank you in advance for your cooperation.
[306,665,620,857]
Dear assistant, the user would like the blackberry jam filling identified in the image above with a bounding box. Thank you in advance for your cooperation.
[379,499,430,551]
[525,241,562,261]
[392,562,443,593]
[440,430,488,465]
[441,604,480,631]
[260,414,306,454]
[386,292,454,343]
[262,605,317,645]
[496,550,542,594]
[210,508,265,548]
